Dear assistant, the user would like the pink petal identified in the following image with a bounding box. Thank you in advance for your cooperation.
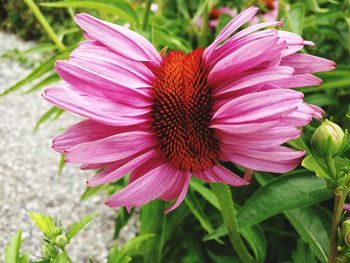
[213,89,303,123]
[211,119,282,134]
[217,126,302,149]
[87,149,157,186]
[204,6,259,60]
[269,74,322,88]
[105,164,178,208]
[72,40,155,81]
[214,66,294,95]
[208,36,286,86]
[55,60,153,107]
[43,85,149,126]
[208,29,277,66]
[163,172,191,214]
[280,53,336,74]
[52,119,130,153]
[221,147,305,173]
[65,131,155,163]
[75,13,162,65]
[196,165,249,186]
[277,30,315,56]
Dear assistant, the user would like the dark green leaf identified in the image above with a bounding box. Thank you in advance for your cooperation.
[291,240,318,263]
[237,171,332,228]
[285,205,331,263]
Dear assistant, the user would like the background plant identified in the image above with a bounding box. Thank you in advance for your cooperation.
[2,0,350,262]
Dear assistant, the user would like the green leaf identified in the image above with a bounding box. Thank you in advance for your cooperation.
[33,107,64,132]
[286,3,305,35]
[41,0,139,25]
[24,73,60,94]
[237,171,332,228]
[5,230,22,263]
[51,251,73,263]
[58,154,65,177]
[203,224,226,241]
[29,212,56,237]
[1,49,71,96]
[80,185,109,201]
[285,205,330,263]
[67,213,95,240]
[120,234,155,256]
[107,234,155,263]
[208,251,241,263]
[291,240,318,263]
[241,225,267,263]
[114,207,132,239]
[184,188,215,234]
[306,0,329,13]
[301,155,332,181]
[190,178,220,210]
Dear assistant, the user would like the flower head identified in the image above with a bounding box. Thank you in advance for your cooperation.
[43,6,335,213]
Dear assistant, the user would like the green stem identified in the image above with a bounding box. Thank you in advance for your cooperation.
[211,183,254,263]
[328,189,347,263]
[198,1,209,47]
[157,212,167,263]
[326,158,337,179]
[142,0,153,30]
[156,0,164,16]
[22,0,65,51]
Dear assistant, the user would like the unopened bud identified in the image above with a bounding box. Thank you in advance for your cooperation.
[311,120,344,158]
[54,234,68,248]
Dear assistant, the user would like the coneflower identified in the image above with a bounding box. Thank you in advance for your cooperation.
[43,6,335,213]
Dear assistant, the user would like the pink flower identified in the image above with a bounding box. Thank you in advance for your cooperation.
[43,6,335,213]
[195,7,237,29]
[251,0,279,24]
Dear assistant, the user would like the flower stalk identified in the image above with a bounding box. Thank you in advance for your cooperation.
[198,1,210,47]
[329,188,347,263]
[211,183,254,263]
[22,0,65,51]
[142,0,153,30]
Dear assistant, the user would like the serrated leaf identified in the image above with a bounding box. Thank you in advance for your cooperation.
[67,213,95,240]
[41,0,139,25]
[237,171,332,228]
[29,212,56,237]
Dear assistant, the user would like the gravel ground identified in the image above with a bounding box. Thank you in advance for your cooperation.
[0,32,137,262]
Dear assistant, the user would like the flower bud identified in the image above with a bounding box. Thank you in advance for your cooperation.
[42,244,58,258]
[311,120,344,158]
[54,234,68,248]
[342,220,350,247]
